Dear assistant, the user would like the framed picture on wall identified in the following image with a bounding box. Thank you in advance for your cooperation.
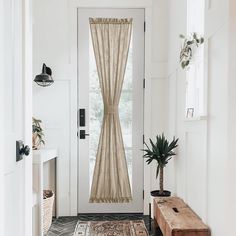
[186,108,194,118]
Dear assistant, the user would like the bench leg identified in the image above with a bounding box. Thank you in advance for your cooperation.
[153,218,162,236]
[149,203,152,231]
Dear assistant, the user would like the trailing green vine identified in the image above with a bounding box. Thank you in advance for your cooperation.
[179,32,204,69]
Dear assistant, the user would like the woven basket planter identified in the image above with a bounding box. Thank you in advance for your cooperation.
[43,190,54,235]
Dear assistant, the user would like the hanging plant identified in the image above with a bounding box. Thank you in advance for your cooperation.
[179,32,204,69]
[32,117,45,150]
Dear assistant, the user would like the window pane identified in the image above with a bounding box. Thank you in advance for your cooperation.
[186,0,205,117]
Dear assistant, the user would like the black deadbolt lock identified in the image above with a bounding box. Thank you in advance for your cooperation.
[79,109,86,127]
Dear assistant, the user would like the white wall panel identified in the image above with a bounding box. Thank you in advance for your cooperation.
[227,2,236,234]
[150,78,171,192]
[152,0,169,63]
[206,25,228,235]
[33,81,73,216]
[33,0,73,78]
[167,0,232,235]
[185,129,207,219]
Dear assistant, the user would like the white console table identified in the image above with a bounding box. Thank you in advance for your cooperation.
[32,149,59,236]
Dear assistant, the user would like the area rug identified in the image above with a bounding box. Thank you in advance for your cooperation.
[73,220,148,236]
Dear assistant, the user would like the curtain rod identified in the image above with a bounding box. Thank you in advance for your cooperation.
[89,18,133,24]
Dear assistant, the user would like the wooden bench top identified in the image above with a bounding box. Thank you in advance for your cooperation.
[154,197,210,235]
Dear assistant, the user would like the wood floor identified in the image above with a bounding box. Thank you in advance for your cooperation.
[47,213,160,236]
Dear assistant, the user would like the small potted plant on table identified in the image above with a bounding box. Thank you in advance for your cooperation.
[143,133,178,197]
[32,117,45,150]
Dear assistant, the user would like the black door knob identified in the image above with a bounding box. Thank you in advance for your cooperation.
[21,145,30,156]
[16,141,31,162]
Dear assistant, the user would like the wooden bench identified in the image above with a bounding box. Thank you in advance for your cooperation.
[153,197,210,236]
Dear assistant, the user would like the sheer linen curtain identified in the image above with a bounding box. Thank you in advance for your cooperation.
[89,18,133,203]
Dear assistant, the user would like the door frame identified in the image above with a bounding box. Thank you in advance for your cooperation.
[0,0,33,235]
[69,0,153,215]
[77,8,145,213]
[0,0,5,233]
[22,0,33,235]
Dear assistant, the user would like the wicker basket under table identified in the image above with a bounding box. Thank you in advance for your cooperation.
[43,190,54,235]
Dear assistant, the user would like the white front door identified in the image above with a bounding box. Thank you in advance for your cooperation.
[77,8,144,213]
[1,0,32,235]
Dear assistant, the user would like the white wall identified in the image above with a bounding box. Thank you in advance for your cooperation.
[149,0,172,195]
[0,1,5,234]
[33,0,78,216]
[167,0,235,235]
[32,0,169,215]
[227,0,236,233]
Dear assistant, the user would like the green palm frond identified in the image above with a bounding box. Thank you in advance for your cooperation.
[142,133,178,178]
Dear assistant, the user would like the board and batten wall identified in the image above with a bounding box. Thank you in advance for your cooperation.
[32,0,170,216]
[167,0,235,235]
[227,0,236,233]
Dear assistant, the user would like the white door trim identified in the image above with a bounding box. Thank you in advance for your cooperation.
[23,0,33,235]
[0,0,5,233]
[69,0,153,215]
[77,8,144,213]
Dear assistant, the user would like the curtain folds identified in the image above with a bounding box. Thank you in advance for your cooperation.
[89,18,133,203]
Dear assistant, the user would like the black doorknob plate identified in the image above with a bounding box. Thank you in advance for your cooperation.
[80,130,90,139]
[16,140,31,162]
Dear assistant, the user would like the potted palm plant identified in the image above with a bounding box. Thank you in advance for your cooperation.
[143,133,178,197]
